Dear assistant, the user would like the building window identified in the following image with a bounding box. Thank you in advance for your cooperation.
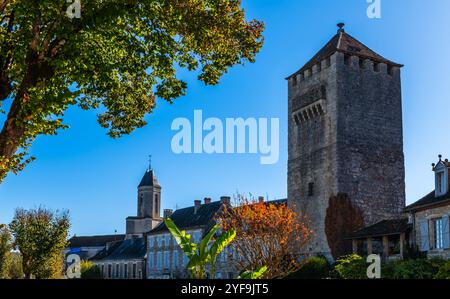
[101,264,104,276]
[148,253,154,270]
[216,272,222,279]
[156,236,162,247]
[132,263,137,279]
[165,234,171,247]
[172,251,179,269]
[116,264,120,278]
[164,251,170,270]
[149,236,155,248]
[308,182,314,197]
[183,253,189,267]
[108,264,112,278]
[157,252,162,270]
[124,264,128,279]
[434,218,444,249]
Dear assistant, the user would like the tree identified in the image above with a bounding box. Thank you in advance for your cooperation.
[0,0,264,182]
[0,223,11,278]
[218,195,312,279]
[80,260,103,279]
[9,207,70,279]
[165,218,236,279]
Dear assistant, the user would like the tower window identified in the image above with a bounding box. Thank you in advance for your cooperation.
[292,75,297,86]
[344,54,351,66]
[308,183,315,197]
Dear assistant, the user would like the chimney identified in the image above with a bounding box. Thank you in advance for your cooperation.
[164,209,173,219]
[194,200,201,214]
[204,197,212,205]
[220,196,231,205]
[258,196,264,203]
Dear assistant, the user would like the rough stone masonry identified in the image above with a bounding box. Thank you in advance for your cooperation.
[287,25,406,260]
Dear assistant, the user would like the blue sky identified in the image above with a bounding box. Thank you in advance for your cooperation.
[1,0,449,236]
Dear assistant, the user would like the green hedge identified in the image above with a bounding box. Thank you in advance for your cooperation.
[333,254,450,280]
[288,256,331,279]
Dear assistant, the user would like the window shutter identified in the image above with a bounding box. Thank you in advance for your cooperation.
[420,219,430,252]
[442,216,450,249]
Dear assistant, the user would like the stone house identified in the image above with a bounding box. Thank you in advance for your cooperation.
[146,197,239,279]
[90,238,147,279]
[347,155,450,261]
[405,155,450,259]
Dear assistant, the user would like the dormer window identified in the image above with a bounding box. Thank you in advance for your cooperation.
[433,155,449,197]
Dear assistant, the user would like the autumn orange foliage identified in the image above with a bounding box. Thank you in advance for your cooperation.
[218,195,312,279]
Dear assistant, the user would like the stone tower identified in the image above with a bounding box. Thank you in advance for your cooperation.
[126,166,163,239]
[287,24,405,259]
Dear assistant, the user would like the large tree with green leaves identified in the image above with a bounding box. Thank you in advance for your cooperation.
[0,223,12,278]
[0,0,264,182]
[9,207,70,279]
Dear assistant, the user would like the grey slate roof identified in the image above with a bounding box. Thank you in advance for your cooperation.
[347,218,411,239]
[150,201,223,234]
[68,234,125,248]
[287,29,402,79]
[91,238,146,261]
[405,190,450,212]
[138,169,160,188]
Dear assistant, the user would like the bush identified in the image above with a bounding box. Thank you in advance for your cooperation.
[80,261,103,279]
[288,256,331,279]
[383,258,445,279]
[333,254,368,279]
[435,260,450,279]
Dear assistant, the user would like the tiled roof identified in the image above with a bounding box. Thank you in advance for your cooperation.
[149,199,288,235]
[138,169,160,188]
[68,234,125,248]
[91,238,146,261]
[347,218,411,239]
[405,190,450,212]
[150,201,223,234]
[287,29,402,79]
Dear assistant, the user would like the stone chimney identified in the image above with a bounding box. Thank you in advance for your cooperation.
[220,196,231,205]
[194,200,202,214]
[258,196,265,203]
[164,209,173,219]
[204,197,212,205]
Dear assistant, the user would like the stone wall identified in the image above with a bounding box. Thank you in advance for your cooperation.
[288,51,405,260]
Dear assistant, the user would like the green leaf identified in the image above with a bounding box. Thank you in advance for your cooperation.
[238,266,268,279]
[210,229,236,260]
[199,224,219,260]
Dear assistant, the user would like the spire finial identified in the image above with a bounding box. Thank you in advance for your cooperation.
[148,155,152,171]
[337,23,345,33]
[439,154,443,162]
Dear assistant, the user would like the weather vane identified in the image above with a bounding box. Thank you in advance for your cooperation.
[148,155,152,171]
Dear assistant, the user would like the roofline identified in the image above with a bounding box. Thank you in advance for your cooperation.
[285,49,404,80]
[405,197,450,213]
[345,230,410,240]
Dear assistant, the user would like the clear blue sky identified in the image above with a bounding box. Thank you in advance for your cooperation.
[1,0,449,236]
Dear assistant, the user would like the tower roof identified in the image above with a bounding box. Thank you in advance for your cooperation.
[287,25,403,79]
[138,169,160,188]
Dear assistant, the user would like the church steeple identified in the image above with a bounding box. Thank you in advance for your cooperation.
[137,167,161,219]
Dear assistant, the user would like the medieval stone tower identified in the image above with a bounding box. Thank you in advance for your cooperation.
[287,24,406,259]
[126,165,163,239]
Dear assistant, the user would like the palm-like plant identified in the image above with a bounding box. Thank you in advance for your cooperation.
[165,218,236,279]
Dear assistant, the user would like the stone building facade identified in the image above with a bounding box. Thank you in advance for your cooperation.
[146,197,239,279]
[405,156,450,259]
[287,24,405,259]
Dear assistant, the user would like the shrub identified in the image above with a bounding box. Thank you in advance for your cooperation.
[435,260,450,279]
[288,256,331,279]
[383,259,444,279]
[333,254,368,279]
[80,261,103,279]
